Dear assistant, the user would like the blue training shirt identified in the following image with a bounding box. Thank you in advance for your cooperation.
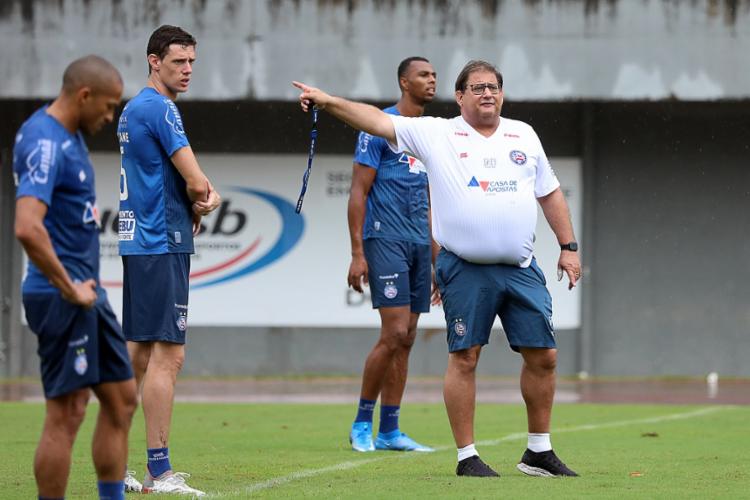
[353,105,430,245]
[13,107,102,295]
[117,87,193,255]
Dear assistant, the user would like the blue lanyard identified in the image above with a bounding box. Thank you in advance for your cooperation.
[295,107,319,214]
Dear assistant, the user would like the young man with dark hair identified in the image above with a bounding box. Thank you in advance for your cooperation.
[14,54,137,500]
[347,56,437,453]
[118,25,220,496]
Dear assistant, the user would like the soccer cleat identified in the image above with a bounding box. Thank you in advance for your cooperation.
[374,430,435,452]
[124,469,143,493]
[142,471,206,496]
[456,455,500,477]
[516,448,579,477]
[349,421,375,452]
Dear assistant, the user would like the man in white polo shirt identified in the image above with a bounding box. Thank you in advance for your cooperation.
[293,59,582,478]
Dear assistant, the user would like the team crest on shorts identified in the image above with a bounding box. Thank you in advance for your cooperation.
[384,283,398,299]
[74,348,88,375]
[509,150,527,165]
[176,312,188,331]
[453,319,467,337]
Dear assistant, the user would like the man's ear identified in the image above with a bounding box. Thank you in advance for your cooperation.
[77,86,92,105]
[147,53,161,73]
[399,76,408,93]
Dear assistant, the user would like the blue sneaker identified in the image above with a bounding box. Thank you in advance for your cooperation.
[375,430,435,452]
[349,422,375,452]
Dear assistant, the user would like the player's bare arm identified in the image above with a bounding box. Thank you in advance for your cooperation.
[347,163,376,293]
[537,187,581,289]
[14,196,96,307]
[171,145,221,214]
[292,81,396,143]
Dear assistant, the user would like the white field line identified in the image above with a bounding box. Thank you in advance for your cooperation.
[216,406,726,498]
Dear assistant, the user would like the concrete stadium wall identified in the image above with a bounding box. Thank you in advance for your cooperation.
[0,0,749,100]
[586,103,750,376]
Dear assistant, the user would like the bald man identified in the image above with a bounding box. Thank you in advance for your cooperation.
[13,55,137,500]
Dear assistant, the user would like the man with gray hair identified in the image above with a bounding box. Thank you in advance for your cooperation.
[294,59,581,478]
[13,55,137,500]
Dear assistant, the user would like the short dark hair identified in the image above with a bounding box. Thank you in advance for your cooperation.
[146,25,197,73]
[397,56,430,83]
[454,60,503,92]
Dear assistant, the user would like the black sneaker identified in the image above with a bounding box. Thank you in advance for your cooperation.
[456,455,500,477]
[516,449,579,477]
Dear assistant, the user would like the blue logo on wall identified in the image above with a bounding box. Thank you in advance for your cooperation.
[191,186,305,289]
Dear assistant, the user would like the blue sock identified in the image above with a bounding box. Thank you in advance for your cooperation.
[39,497,64,500]
[147,447,172,478]
[97,480,124,500]
[379,405,400,434]
[354,398,376,423]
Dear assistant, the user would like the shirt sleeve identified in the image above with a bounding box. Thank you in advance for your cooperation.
[148,97,190,157]
[353,131,385,170]
[532,130,560,198]
[13,133,61,206]
[386,115,441,162]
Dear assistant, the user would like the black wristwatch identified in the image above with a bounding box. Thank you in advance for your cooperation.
[560,242,578,252]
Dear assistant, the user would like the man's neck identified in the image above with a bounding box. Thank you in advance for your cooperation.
[462,113,500,138]
[147,76,177,101]
[46,96,78,134]
[396,95,426,118]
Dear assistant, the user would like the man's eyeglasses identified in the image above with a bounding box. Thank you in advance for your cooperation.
[466,83,501,95]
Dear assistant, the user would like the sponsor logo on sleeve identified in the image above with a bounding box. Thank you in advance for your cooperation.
[26,139,56,184]
[358,133,372,153]
[164,99,185,135]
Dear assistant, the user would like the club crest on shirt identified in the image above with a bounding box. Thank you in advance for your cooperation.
[509,150,527,165]
[74,348,88,375]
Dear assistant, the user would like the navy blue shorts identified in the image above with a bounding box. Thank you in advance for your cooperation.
[24,290,133,399]
[122,253,190,344]
[435,249,555,353]
[363,238,431,313]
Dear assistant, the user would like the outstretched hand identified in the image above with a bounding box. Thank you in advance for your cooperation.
[292,81,332,112]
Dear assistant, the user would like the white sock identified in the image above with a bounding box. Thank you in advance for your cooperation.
[527,433,552,452]
[457,443,478,462]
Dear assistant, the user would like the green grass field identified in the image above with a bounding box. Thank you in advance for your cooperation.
[1,402,747,499]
